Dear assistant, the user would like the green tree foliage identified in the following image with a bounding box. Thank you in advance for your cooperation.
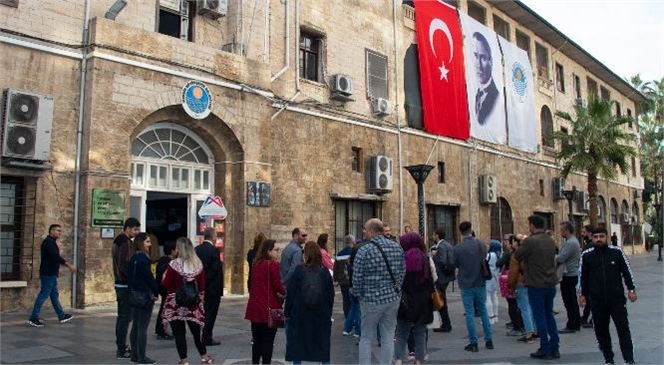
[554,98,636,228]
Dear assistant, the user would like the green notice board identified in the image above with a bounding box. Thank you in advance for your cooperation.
[91,189,125,227]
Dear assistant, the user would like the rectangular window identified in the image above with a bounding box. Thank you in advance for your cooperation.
[467,1,486,25]
[437,161,445,184]
[627,108,633,128]
[573,74,581,99]
[493,15,510,40]
[555,63,565,92]
[1,177,35,281]
[615,102,622,116]
[600,86,610,101]
[587,77,598,100]
[427,205,458,245]
[632,157,637,177]
[539,179,545,197]
[533,212,554,231]
[515,30,530,60]
[157,0,194,41]
[535,43,549,79]
[366,50,388,99]
[351,147,363,172]
[300,30,323,82]
[334,200,377,253]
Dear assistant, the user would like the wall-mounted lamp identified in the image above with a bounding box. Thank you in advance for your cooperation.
[105,0,127,20]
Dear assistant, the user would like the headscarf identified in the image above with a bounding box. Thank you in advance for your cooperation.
[489,239,502,255]
[399,232,430,284]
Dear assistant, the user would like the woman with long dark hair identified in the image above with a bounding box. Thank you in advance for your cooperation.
[285,241,334,364]
[247,232,267,291]
[394,232,434,365]
[127,233,159,365]
[316,233,334,271]
[161,237,213,365]
[244,239,285,364]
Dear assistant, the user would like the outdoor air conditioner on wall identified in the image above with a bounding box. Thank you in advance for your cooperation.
[576,191,589,212]
[371,98,391,116]
[479,175,497,204]
[198,0,227,19]
[368,155,393,193]
[331,74,354,97]
[1,89,53,161]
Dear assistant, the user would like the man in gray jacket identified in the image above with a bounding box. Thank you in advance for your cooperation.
[280,227,307,285]
[557,222,581,333]
[453,221,493,352]
[432,227,454,333]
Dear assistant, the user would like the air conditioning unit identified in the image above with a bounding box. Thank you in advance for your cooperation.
[198,0,227,19]
[479,175,497,204]
[552,177,564,200]
[2,90,53,161]
[368,155,393,193]
[331,74,353,97]
[620,213,630,224]
[576,191,589,212]
[371,98,390,116]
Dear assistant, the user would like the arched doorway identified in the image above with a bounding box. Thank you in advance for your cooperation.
[129,123,214,245]
[540,106,554,148]
[597,195,607,227]
[490,197,514,239]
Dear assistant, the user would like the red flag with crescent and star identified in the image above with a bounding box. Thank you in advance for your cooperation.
[414,0,470,140]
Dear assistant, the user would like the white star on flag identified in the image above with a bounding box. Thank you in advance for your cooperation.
[439,61,450,81]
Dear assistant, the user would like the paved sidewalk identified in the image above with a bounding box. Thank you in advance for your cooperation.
[1,253,662,364]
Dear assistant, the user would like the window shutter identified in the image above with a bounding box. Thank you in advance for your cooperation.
[367,50,388,99]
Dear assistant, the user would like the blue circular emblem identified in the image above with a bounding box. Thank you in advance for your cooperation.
[182,81,212,119]
[511,62,527,103]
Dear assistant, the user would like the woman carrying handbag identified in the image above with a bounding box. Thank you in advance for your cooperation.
[245,239,286,364]
[127,233,159,365]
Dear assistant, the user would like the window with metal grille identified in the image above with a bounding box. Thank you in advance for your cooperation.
[493,15,510,41]
[351,147,363,173]
[366,50,388,100]
[610,198,618,224]
[300,31,323,82]
[427,205,458,245]
[1,177,36,281]
[535,43,549,79]
[334,200,377,254]
[490,198,513,240]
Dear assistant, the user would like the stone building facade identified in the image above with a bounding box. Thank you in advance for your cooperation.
[0,0,646,310]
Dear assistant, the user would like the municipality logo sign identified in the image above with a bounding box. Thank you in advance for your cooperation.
[511,62,527,103]
[182,81,212,119]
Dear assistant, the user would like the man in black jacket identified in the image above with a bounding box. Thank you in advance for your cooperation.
[112,217,140,359]
[580,224,594,328]
[431,227,454,333]
[579,227,637,365]
[28,224,76,327]
[196,227,224,346]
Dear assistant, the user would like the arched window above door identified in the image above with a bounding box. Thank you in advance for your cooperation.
[490,197,514,240]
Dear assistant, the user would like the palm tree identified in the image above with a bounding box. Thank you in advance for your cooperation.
[554,98,637,228]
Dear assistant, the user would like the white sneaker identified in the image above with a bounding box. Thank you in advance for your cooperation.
[342,331,351,336]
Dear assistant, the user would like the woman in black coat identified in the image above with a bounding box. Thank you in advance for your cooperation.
[394,232,434,365]
[285,241,335,364]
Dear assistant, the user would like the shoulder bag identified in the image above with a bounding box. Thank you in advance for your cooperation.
[477,243,493,281]
[266,261,284,329]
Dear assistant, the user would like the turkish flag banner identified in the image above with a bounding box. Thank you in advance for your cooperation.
[414,0,470,140]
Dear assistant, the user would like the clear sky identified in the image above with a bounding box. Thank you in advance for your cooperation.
[520,0,664,84]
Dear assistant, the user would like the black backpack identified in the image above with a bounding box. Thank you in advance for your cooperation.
[301,267,323,309]
[175,277,200,307]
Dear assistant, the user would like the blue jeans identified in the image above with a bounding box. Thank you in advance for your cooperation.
[343,294,361,336]
[359,299,399,365]
[460,286,492,344]
[516,286,536,333]
[528,287,559,355]
[30,275,65,320]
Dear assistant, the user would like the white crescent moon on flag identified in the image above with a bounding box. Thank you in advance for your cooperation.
[429,18,454,62]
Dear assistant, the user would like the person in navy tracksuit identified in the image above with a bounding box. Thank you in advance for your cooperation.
[579,227,637,365]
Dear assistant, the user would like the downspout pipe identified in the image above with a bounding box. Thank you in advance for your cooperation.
[294,0,300,91]
[72,0,91,308]
[393,0,404,233]
[271,0,290,82]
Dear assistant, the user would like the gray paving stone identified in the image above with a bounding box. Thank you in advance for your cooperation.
[0,345,73,363]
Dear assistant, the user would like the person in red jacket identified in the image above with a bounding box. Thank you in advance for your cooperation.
[245,239,286,364]
[161,237,213,365]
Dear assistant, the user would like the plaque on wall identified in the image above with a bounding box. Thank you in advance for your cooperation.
[182,81,212,120]
[91,189,125,227]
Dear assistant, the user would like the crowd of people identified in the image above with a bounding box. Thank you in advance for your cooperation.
[27,215,640,365]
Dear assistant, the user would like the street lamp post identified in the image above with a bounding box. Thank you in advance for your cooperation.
[654,202,662,261]
[404,164,434,238]
[562,186,577,223]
